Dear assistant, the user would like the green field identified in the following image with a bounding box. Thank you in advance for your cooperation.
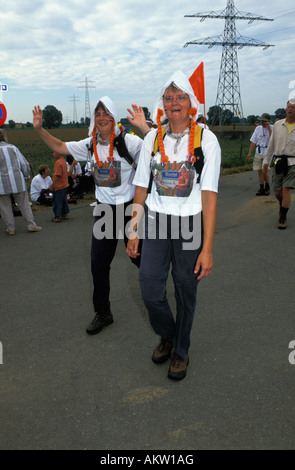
[5,126,253,177]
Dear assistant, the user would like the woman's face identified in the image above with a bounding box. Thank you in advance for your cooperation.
[163,86,191,130]
[95,106,114,138]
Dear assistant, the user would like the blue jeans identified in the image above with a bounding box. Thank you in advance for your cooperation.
[139,211,202,359]
[52,188,69,217]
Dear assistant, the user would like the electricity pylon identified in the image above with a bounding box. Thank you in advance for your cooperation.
[184,0,274,127]
[78,76,95,121]
[68,94,80,123]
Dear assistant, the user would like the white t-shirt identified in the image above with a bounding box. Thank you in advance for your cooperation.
[66,161,82,176]
[133,127,221,217]
[250,125,273,156]
[66,133,143,204]
[30,174,52,202]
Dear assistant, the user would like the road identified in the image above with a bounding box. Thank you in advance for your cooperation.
[0,170,294,450]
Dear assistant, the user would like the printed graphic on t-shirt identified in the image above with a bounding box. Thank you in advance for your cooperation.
[92,161,121,188]
[152,160,195,197]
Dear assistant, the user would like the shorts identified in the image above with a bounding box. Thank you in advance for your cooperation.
[253,153,267,171]
[272,165,295,191]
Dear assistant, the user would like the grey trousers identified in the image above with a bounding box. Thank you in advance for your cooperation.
[0,191,38,232]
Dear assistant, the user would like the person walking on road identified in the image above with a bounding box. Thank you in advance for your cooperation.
[33,98,150,333]
[263,99,295,229]
[247,113,273,196]
[126,70,221,381]
[0,129,42,235]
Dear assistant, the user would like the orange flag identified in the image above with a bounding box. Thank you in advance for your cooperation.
[189,62,205,104]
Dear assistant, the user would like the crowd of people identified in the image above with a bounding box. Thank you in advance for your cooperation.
[1,71,295,380]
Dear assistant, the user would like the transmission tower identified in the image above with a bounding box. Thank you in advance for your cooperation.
[184,0,274,127]
[78,76,95,121]
[68,94,80,123]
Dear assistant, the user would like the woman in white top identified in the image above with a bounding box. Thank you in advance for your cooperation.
[127,70,221,380]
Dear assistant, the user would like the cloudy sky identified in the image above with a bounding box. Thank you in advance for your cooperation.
[1,0,295,124]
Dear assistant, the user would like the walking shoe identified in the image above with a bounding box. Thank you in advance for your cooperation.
[51,217,62,223]
[168,353,189,381]
[62,214,69,220]
[152,337,173,364]
[5,229,15,235]
[278,216,287,229]
[86,309,114,335]
[27,225,43,232]
[256,187,265,196]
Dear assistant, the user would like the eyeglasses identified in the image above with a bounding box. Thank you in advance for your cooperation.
[163,95,189,103]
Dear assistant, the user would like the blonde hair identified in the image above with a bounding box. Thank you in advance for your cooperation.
[0,129,8,143]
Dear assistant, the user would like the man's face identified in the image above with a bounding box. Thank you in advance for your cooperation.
[261,120,268,128]
[286,102,295,120]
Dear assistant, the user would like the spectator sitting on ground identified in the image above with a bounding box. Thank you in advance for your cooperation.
[30,164,53,206]
[66,155,82,198]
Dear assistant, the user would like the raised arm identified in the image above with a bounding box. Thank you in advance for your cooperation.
[32,105,70,155]
[127,104,151,137]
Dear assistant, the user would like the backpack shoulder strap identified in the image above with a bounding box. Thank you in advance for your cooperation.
[113,131,137,169]
[193,126,204,183]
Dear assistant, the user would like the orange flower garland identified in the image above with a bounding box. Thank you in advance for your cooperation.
[156,107,197,164]
[156,109,169,163]
[92,123,116,168]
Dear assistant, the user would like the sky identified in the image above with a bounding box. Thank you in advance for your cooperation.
[1,0,295,125]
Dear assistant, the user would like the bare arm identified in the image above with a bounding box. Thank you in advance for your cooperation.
[194,190,217,280]
[127,105,151,137]
[247,142,256,161]
[126,186,148,258]
[32,105,70,155]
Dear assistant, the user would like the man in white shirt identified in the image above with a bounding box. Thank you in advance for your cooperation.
[247,113,273,196]
[30,164,53,205]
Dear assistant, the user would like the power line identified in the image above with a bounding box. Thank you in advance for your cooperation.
[78,76,95,120]
[184,0,274,127]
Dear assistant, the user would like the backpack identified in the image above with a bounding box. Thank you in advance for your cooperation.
[148,125,204,192]
[88,131,137,169]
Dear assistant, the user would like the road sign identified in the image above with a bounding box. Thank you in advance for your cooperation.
[0,102,7,126]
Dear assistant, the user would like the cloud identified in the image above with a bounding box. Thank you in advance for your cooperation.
[1,0,295,122]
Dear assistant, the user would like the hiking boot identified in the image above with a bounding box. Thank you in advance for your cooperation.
[278,216,287,230]
[86,309,113,335]
[168,353,189,381]
[152,337,173,364]
[264,185,270,196]
[256,187,265,196]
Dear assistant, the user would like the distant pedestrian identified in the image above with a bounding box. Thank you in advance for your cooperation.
[0,129,42,235]
[247,113,273,196]
[263,100,295,229]
[50,152,70,222]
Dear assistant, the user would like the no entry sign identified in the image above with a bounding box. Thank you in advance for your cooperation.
[0,102,7,126]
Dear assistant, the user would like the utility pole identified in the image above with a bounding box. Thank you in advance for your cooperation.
[184,1,274,127]
[68,94,80,123]
[78,76,95,121]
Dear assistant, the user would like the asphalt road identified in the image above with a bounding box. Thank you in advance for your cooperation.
[0,170,294,451]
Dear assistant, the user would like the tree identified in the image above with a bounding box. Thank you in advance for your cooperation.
[247,115,258,125]
[207,106,222,125]
[43,105,63,129]
[8,120,16,129]
[274,108,286,120]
